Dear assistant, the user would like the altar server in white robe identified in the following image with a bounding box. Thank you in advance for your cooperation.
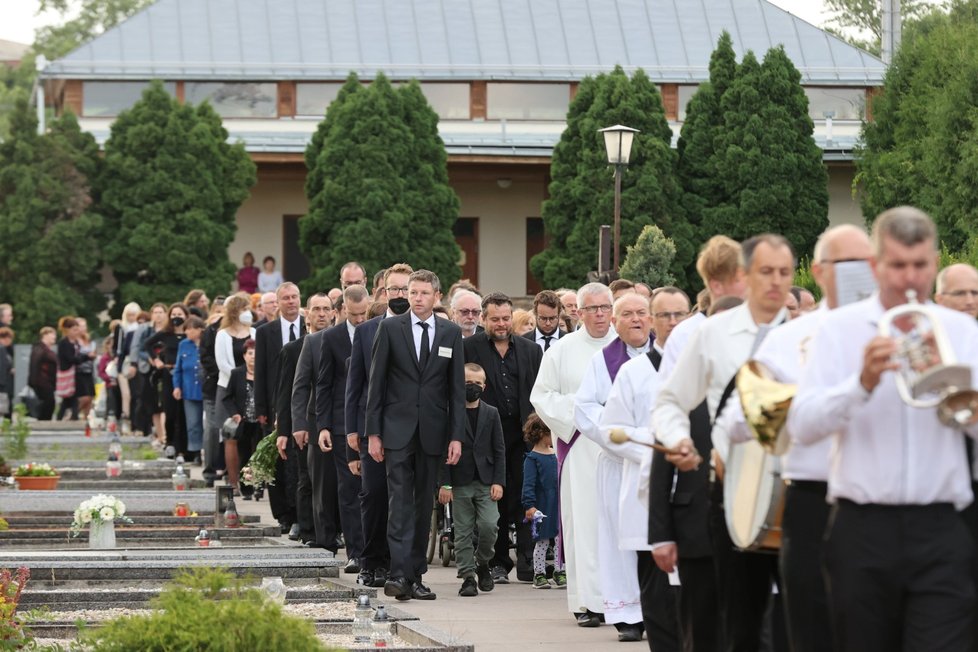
[530,282,616,627]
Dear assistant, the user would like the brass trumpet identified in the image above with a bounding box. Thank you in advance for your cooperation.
[878,290,978,427]
[736,360,796,455]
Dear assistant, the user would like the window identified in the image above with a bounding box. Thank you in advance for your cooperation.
[487,83,570,120]
[805,87,866,121]
[677,85,700,121]
[185,82,277,118]
[82,81,176,117]
[419,83,469,120]
[295,82,344,117]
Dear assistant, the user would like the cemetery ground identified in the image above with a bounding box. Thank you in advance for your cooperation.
[0,420,627,651]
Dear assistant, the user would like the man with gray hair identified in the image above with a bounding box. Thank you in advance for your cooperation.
[936,263,978,319]
[451,290,483,339]
[531,282,617,627]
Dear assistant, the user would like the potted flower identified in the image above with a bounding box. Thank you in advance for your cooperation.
[70,494,132,549]
[13,463,60,490]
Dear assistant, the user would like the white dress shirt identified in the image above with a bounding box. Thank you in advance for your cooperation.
[659,311,705,379]
[410,312,436,361]
[531,328,561,351]
[655,304,786,449]
[787,294,978,509]
[346,319,356,344]
[279,316,302,346]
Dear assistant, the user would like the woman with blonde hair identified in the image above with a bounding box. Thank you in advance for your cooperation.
[215,293,256,495]
[112,301,141,434]
[512,309,536,337]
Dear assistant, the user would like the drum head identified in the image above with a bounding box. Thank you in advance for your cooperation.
[724,440,778,549]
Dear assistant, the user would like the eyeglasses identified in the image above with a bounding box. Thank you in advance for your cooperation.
[580,304,613,314]
[456,309,482,317]
[386,286,409,296]
[947,289,978,298]
[819,258,871,264]
[654,311,687,321]
[536,315,560,323]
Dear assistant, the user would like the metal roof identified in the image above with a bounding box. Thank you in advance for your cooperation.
[43,0,885,85]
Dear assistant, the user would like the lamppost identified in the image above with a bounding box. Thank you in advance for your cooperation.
[598,125,639,273]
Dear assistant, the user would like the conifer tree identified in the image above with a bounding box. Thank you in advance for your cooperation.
[619,225,677,288]
[531,66,692,290]
[99,82,256,307]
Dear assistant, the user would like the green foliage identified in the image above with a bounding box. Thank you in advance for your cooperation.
[857,6,978,252]
[99,82,256,307]
[619,225,677,288]
[0,54,35,143]
[532,66,693,290]
[1,403,30,460]
[0,566,32,647]
[822,0,935,55]
[79,567,327,651]
[0,102,105,341]
[34,0,154,60]
[793,257,822,301]
[300,74,461,292]
[689,43,829,267]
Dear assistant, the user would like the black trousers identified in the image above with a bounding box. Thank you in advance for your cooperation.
[294,438,316,543]
[385,433,439,584]
[779,482,833,652]
[267,435,298,527]
[308,439,338,549]
[492,419,533,574]
[160,374,187,455]
[35,388,55,421]
[824,500,975,652]
[961,482,978,652]
[330,433,365,561]
[677,556,720,652]
[709,481,784,652]
[638,551,681,652]
[359,438,390,571]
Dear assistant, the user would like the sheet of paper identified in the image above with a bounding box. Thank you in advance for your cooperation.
[668,569,681,586]
[835,260,877,307]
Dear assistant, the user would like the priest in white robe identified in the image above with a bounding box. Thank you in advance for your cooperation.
[530,282,616,627]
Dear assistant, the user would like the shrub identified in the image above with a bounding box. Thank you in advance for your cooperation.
[0,567,31,646]
[619,224,678,288]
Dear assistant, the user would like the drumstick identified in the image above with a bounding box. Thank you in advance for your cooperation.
[608,428,682,456]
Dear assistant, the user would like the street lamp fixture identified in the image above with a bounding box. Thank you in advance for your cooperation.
[598,125,639,273]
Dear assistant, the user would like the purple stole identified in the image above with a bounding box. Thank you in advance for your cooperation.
[554,338,630,563]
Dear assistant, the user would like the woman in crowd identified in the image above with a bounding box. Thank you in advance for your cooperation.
[75,318,97,422]
[29,326,58,421]
[183,289,210,318]
[215,294,256,495]
[222,339,261,498]
[173,316,206,463]
[143,303,189,458]
[112,302,141,434]
[257,256,283,293]
[0,327,13,418]
[56,317,95,420]
[237,253,259,294]
[512,309,536,337]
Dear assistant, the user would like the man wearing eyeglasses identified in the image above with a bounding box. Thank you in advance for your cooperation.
[650,288,691,354]
[451,290,484,339]
[525,290,568,352]
[936,263,978,319]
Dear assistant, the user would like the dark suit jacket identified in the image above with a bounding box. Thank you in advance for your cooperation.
[254,316,305,422]
[345,315,383,439]
[365,313,465,455]
[315,321,353,437]
[648,399,713,558]
[521,328,568,349]
[291,329,325,434]
[464,332,542,427]
[274,335,305,437]
[439,402,506,487]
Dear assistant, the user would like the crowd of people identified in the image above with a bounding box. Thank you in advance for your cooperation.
[6,206,978,650]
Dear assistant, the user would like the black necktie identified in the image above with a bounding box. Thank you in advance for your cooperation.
[289,323,296,342]
[419,322,430,369]
[543,335,553,351]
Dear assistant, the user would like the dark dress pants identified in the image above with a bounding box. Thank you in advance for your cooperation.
[160,373,187,455]
[823,500,975,652]
[638,550,681,652]
[678,556,720,652]
[308,439,339,550]
[35,388,55,421]
[267,432,298,528]
[491,417,533,574]
[962,481,978,652]
[779,482,833,652]
[385,432,439,584]
[294,437,316,543]
[359,437,390,572]
[330,433,364,561]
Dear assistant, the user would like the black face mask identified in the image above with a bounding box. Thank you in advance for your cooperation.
[170,317,185,327]
[388,297,410,315]
[465,383,484,402]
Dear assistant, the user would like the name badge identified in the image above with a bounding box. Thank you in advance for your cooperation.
[438,346,452,359]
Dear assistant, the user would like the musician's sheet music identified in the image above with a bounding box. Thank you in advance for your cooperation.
[835,260,877,306]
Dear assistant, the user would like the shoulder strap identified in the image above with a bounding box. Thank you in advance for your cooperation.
[647,348,662,371]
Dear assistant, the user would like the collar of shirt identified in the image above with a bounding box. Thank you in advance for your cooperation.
[410,312,436,331]
[345,320,355,343]
[653,341,665,356]
[626,338,652,358]
[280,316,301,341]
[535,328,557,341]
[727,303,788,336]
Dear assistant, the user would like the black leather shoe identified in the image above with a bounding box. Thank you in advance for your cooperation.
[357,569,374,586]
[402,581,436,601]
[344,558,360,574]
[279,522,291,535]
[384,577,411,599]
[458,577,478,597]
[288,524,301,541]
[372,568,389,588]
[616,624,643,642]
[576,611,601,628]
[476,564,494,593]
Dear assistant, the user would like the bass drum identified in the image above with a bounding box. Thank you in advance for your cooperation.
[723,439,785,552]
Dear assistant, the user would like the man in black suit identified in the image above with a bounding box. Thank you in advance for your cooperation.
[274,331,306,541]
[523,290,567,352]
[464,292,543,583]
[254,282,304,532]
[345,263,413,587]
[314,284,371,574]
[366,269,465,601]
[290,292,337,549]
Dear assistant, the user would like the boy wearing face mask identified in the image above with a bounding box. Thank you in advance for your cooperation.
[438,363,506,597]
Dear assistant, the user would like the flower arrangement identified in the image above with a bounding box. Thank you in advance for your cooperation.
[240,431,280,487]
[70,494,132,536]
[13,463,58,477]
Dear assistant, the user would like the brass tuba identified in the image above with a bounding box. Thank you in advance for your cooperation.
[736,360,796,456]
[878,290,978,427]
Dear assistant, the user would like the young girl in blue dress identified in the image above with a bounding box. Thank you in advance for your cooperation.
[521,413,566,589]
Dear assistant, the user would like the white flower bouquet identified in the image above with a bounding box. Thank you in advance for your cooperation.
[240,431,280,487]
[70,494,132,537]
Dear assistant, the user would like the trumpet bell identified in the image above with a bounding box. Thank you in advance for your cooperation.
[937,389,978,427]
[736,360,796,456]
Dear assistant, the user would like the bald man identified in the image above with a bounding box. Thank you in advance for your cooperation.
[936,263,978,319]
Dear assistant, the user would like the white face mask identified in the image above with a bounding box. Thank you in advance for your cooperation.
[238,311,254,326]
[835,260,877,307]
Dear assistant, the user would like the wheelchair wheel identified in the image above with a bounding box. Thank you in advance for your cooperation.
[441,537,452,566]
[426,504,438,564]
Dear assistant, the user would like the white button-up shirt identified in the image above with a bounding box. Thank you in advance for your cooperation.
[658,311,705,379]
[280,316,302,346]
[655,304,786,449]
[787,294,978,509]
[346,319,356,344]
[410,312,436,361]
